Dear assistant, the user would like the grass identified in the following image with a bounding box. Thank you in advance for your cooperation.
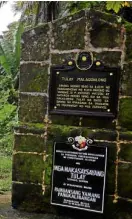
[0,156,12,194]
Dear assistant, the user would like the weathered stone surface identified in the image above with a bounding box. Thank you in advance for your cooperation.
[12,183,55,212]
[20,63,48,92]
[119,131,132,141]
[89,10,122,49]
[93,51,121,67]
[121,63,132,96]
[44,154,52,185]
[119,143,132,162]
[92,130,117,141]
[52,17,86,50]
[106,164,116,194]
[14,134,44,153]
[14,122,45,134]
[21,24,50,61]
[119,98,132,130]
[51,53,77,66]
[118,163,132,199]
[12,154,44,183]
[50,115,80,126]
[19,93,47,123]
[88,9,121,24]
[125,23,132,61]
[81,117,116,129]
[51,51,121,68]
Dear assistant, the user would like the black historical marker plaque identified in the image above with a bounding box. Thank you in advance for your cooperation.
[49,66,120,118]
[51,142,107,213]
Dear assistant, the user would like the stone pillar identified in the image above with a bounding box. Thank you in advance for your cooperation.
[12,9,132,217]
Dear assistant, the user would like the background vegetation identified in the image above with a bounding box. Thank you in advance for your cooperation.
[0,1,132,194]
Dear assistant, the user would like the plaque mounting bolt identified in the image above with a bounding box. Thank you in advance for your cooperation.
[96,61,101,66]
[54,106,57,109]
[68,61,73,66]
[107,109,110,112]
[82,56,87,61]
[56,72,60,75]
[110,73,113,76]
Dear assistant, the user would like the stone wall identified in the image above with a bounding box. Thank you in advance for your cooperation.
[12,9,132,218]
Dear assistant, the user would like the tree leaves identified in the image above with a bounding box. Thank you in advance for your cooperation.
[106,1,129,13]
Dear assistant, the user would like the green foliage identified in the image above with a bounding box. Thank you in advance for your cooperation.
[0,156,12,193]
[66,1,106,14]
[0,22,23,158]
[0,22,24,78]
[106,1,123,13]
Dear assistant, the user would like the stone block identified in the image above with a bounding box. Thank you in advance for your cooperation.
[93,51,121,67]
[89,11,121,48]
[118,163,132,199]
[21,23,50,61]
[121,63,132,96]
[119,143,132,162]
[14,122,45,134]
[12,154,44,183]
[19,93,47,123]
[125,24,132,61]
[20,63,48,92]
[50,115,80,126]
[106,163,116,195]
[14,134,44,153]
[119,98,132,130]
[119,131,132,141]
[92,130,117,141]
[51,53,77,66]
[12,183,54,212]
[52,17,86,50]
[81,117,116,129]
[115,199,132,219]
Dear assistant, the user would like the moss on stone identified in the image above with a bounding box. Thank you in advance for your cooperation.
[118,163,132,199]
[119,131,132,141]
[19,94,47,123]
[119,98,132,130]
[20,63,48,92]
[14,134,44,153]
[22,23,50,61]
[12,154,44,183]
[119,143,132,162]
[44,155,52,185]
[52,17,86,50]
[90,21,121,48]
[121,63,132,96]
[125,22,132,61]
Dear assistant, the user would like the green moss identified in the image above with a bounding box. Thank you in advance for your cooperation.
[53,17,85,50]
[119,143,132,162]
[18,122,44,129]
[118,163,132,198]
[119,98,132,130]
[90,21,120,48]
[125,22,132,61]
[12,154,44,183]
[45,155,52,185]
[14,134,44,153]
[119,131,132,140]
[19,94,47,123]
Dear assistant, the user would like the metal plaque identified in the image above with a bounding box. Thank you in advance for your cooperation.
[49,66,120,118]
[51,139,107,213]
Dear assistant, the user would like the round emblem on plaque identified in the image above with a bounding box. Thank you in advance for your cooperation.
[76,52,93,70]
